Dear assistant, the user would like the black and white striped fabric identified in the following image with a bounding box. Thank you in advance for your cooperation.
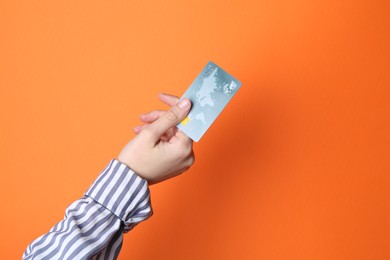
[23,159,153,260]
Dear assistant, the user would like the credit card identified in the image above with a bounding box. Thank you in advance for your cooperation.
[177,61,242,142]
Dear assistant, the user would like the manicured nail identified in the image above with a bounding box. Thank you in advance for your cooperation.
[178,98,190,109]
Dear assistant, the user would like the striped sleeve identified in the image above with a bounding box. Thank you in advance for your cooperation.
[23,159,153,260]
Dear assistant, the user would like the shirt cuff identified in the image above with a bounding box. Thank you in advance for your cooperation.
[85,159,153,232]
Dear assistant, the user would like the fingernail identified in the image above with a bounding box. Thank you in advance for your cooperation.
[178,98,190,109]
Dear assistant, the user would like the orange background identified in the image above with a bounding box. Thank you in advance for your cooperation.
[1,0,389,259]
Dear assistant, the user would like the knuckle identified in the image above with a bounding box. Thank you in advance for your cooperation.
[185,145,194,157]
[178,143,192,157]
[187,154,195,167]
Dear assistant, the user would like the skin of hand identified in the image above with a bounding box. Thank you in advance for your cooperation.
[117,93,194,185]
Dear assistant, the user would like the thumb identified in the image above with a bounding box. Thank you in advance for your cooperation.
[143,98,191,143]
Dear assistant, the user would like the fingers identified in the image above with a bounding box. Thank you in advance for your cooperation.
[134,124,178,141]
[133,125,148,134]
[141,98,191,143]
[139,110,165,123]
[158,93,180,106]
[140,94,180,124]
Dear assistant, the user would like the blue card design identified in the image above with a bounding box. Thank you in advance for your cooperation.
[177,61,242,142]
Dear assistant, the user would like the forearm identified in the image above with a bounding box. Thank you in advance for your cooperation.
[23,159,152,260]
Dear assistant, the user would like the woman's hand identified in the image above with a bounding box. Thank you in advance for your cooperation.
[117,94,194,185]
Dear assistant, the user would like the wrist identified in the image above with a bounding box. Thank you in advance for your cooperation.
[116,154,149,183]
[85,159,153,231]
